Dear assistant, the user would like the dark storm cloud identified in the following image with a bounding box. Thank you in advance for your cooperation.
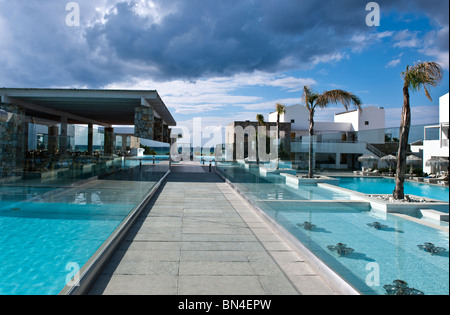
[0,0,448,87]
[85,0,375,81]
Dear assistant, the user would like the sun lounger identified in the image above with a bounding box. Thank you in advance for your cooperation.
[424,175,447,184]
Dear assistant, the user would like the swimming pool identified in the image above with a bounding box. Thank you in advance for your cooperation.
[272,203,449,295]
[216,163,449,295]
[332,176,449,202]
[219,164,351,201]
[0,164,168,295]
[0,202,125,295]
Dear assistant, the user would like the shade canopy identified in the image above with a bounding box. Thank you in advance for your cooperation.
[0,88,177,127]
[381,155,397,162]
[426,157,449,167]
[358,154,380,162]
[406,155,422,165]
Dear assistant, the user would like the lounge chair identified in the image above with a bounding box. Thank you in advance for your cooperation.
[364,169,380,176]
[424,174,447,184]
[438,175,449,186]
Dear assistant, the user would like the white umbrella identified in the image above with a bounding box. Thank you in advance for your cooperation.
[426,157,449,174]
[381,155,397,172]
[358,154,380,170]
[358,154,380,162]
[406,155,422,174]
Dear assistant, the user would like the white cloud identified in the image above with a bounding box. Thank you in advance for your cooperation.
[311,52,349,65]
[419,26,449,70]
[386,58,401,68]
[104,71,314,115]
[386,53,403,68]
[393,30,420,48]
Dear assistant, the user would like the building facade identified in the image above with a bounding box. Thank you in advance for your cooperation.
[268,104,386,170]
[423,93,449,174]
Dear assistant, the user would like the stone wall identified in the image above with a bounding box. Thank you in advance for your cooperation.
[134,106,154,140]
[0,104,26,177]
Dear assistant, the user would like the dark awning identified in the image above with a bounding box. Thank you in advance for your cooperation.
[0,88,177,127]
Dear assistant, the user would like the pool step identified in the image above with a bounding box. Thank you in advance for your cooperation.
[420,209,449,222]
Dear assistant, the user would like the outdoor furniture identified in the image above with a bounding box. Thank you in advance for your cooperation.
[426,157,449,176]
[381,155,397,173]
[424,174,447,184]
[363,169,380,176]
[407,155,422,175]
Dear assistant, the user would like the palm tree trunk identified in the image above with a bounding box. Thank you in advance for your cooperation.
[394,83,411,200]
[276,115,280,170]
[308,110,315,179]
[255,129,259,165]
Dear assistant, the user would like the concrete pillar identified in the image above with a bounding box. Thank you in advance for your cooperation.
[121,135,126,151]
[87,123,94,155]
[104,127,115,156]
[48,126,59,155]
[60,116,68,157]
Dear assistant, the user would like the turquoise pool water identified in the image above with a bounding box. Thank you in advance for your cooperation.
[332,177,449,202]
[219,164,351,201]
[217,163,449,295]
[270,203,449,295]
[0,164,165,295]
[0,202,125,295]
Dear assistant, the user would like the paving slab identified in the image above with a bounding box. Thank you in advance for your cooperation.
[88,162,336,295]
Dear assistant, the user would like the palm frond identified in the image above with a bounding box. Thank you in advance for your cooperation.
[275,103,286,115]
[256,114,266,125]
[402,61,444,101]
[317,89,362,111]
[303,86,319,110]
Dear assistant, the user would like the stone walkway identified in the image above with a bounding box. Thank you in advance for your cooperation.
[88,161,335,295]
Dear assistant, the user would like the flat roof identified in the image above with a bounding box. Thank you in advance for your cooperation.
[0,88,176,127]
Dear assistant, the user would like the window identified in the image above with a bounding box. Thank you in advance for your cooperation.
[365,121,370,126]
[291,119,295,123]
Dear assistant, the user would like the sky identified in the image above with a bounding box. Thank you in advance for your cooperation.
[0,0,449,138]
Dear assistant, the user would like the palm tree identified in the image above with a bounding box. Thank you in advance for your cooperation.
[303,86,362,178]
[256,114,266,164]
[275,103,286,169]
[394,61,443,200]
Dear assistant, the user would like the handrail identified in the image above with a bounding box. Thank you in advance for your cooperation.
[366,143,385,158]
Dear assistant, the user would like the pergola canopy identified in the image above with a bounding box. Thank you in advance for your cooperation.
[0,88,176,127]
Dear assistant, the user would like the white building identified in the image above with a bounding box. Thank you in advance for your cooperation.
[423,93,449,174]
[269,105,386,169]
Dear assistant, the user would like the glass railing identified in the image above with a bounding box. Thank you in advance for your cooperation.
[1,111,170,185]
[0,110,171,295]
